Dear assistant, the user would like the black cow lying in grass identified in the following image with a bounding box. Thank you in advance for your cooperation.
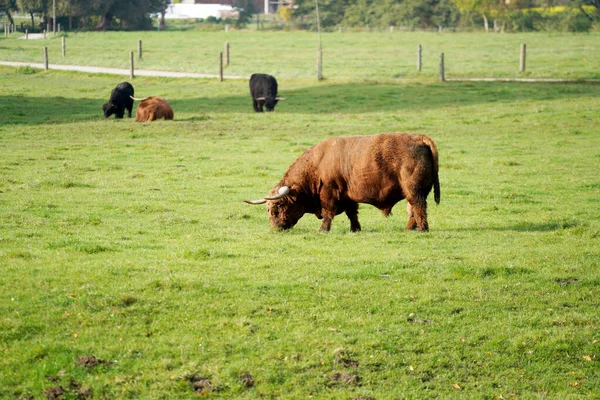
[103,82,134,119]
[249,73,286,112]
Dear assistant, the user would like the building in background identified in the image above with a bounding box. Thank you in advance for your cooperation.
[166,0,293,17]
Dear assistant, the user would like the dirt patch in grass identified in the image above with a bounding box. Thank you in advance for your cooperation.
[328,372,361,385]
[240,372,255,388]
[43,386,64,400]
[189,375,214,395]
[76,355,113,368]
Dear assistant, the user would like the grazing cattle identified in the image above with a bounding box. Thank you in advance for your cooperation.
[131,96,174,122]
[249,73,286,112]
[245,133,440,232]
[103,82,134,119]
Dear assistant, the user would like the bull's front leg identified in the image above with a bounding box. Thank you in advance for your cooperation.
[253,99,262,112]
[345,202,361,232]
[319,210,334,231]
[318,190,338,231]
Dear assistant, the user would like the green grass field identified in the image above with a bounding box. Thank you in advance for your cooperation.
[1,30,600,79]
[1,31,599,399]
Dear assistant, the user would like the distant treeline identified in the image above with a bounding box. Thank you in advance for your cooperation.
[1,0,599,32]
[289,0,600,32]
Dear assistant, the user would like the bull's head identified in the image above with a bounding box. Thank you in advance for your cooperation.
[102,102,116,118]
[244,185,304,230]
[255,96,287,112]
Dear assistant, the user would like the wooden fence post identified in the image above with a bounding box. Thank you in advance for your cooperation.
[417,44,422,72]
[62,36,66,57]
[225,42,229,66]
[138,39,142,59]
[219,52,223,82]
[43,29,46,39]
[130,51,134,79]
[25,29,28,39]
[439,52,445,82]
[43,47,49,71]
[58,23,61,33]
[317,42,323,81]
[519,43,526,73]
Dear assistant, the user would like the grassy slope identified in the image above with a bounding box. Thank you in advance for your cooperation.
[0,32,599,399]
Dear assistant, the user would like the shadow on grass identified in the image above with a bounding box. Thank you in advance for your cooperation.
[451,220,583,232]
[0,81,596,126]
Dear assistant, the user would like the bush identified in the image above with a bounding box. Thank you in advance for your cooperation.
[507,10,544,32]
[560,12,593,32]
[507,8,592,32]
[16,66,37,75]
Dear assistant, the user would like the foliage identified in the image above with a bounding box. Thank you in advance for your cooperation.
[340,0,460,29]
[15,65,37,74]
[289,0,596,31]
[233,0,257,27]
[507,7,594,31]
[0,0,17,24]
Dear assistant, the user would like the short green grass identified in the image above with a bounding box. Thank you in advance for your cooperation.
[0,31,599,399]
[1,30,600,79]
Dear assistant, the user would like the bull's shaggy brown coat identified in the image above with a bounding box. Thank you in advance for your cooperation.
[134,96,174,122]
[246,133,440,232]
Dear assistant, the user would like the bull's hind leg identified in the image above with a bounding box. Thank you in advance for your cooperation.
[345,202,361,232]
[253,99,263,112]
[405,202,417,230]
[405,198,428,232]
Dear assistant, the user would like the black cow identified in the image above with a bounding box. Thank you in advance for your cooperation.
[249,73,286,112]
[103,82,134,119]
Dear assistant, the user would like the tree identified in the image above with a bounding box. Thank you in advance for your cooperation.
[17,0,48,30]
[233,0,257,27]
[294,0,346,29]
[158,0,167,30]
[572,0,600,21]
[0,0,17,26]
[56,0,163,30]
[451,0,499,31]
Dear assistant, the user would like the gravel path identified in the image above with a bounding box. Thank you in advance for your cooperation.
[0,60,245,80]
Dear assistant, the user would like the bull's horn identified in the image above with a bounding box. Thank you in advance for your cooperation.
[244,198,267,205]
[275,97,287,101]
[130,96,150,101]
[255,97,266,101]
[264,186,290,200]
[244,186,290,205]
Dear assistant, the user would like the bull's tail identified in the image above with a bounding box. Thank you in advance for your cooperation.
[422,136,440,204]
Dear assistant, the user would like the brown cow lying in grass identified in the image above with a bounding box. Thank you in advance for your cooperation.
[131,96,174,122]
[245,133,440,232]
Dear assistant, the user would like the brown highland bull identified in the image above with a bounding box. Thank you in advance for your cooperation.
[245,133,440,232]
[131,96,174,122]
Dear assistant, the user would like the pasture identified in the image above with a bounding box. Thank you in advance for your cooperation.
[1,30,600,80]
[1,31,599,399]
